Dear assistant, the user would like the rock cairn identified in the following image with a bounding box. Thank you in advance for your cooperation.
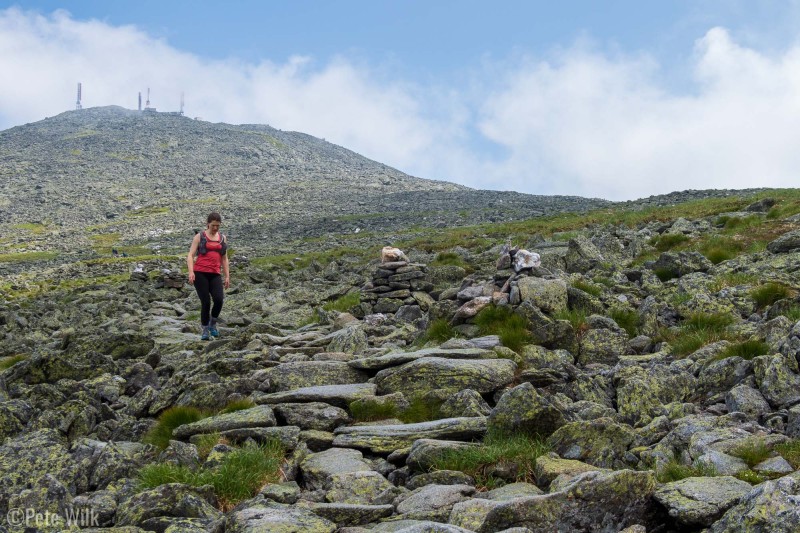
[360,254,435,321]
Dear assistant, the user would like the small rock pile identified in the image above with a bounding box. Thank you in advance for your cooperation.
[361,259,435,319]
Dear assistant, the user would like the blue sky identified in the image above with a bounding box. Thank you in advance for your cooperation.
[2,1,800,199]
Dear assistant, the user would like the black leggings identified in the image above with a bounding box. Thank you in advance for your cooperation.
[194,271,223,326]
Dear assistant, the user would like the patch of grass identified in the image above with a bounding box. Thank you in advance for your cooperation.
[399,395,445,424]
[780,304,800,322]
[431,252,467,268]
[143,407,208,450]
[12,223,48,234]
[713,340,771,361]
[194,433,223,460]
[662,312,738,357]
[125,206,170,218]
[734,469,767,485]
[572,279,602,297]
[655,458,717,483]
[89,233,121,248]
[709,273,758,292]
[751,283,793,309]
[474,305,532,352]
[322,292,361,313]
[654,267,680,282]
[669,292,692,307]
[0,251,59,263]
[651,233,690,252]
[775,439,800,469]
[698,235,745,264]
[419,318,459,344]
[553,308,588,333]
[610,308,640,338]
[349,399,402,422]
[730,438,772,468]
[430,429,551,490]
[219,399,256,414]
[0,354,26,370]
[720,215,763,232]
[138,440,285,510]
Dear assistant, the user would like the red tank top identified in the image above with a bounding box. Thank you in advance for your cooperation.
[194,232,224,274]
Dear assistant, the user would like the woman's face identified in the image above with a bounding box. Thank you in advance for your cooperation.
[207,221,221,232]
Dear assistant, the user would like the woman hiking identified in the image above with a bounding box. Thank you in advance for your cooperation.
[187,212,230,340]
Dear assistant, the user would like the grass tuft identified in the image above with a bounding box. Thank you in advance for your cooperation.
[474,305,531,352]
[729,438,772,468]
[143,407,208,450]
[0,354,27,371]
[399,395,445,424]
[572,279,602,297]
[713,340,771,361]
[654,267,680,282]
[734,469,767,485]
[655,458,717,483]
[349,399,402,422]
[775,439,800,469]
[709,273,758,292]
[610,308,640,338]
[138,440,285,510]
[751,283,793,309]
[651,233,690,252]
[430,429,551,490]
[553,308,588,333]
[431,252,467,268]
[218,399,256,414]
[419,318,459,344]
[322,292,361,312]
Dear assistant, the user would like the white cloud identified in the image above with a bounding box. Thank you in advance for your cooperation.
[476,28,800,199]
[2,8,800,200]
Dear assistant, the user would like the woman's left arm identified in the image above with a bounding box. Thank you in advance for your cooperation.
[222,252,230,288]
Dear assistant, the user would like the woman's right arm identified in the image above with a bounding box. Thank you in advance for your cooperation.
[187,233,200,284]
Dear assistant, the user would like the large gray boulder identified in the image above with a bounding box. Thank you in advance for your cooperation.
[547,418,637,469]
[753,353,800,407]
[767,229,800,253]
[708,471,800,532]
[115,483,223,530]
[325,470,403,505]
[375,357,516,396]
[267,361,369,392]
[488,382,571,437]
[653,476,752,526]
[396,484,476,521]
[449,469,658,533]
[649,251,713,278]
[254,383,377,408]
[577,328,630,366]
[227,501,336,533]
[272,402,350,432]
[173,405,276,439]
[516,278,568,314]
[565,236,604,274]
[615,364,696,426]
[300,448,373,491]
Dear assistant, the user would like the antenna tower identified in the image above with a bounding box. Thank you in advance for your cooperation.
[138,92,142,111]
[146,88,151,108]
[180,92,185,116]
[75,82,82,110]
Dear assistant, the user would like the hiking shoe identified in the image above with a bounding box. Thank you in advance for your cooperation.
[209,326,219,338]
[201,327,210,341]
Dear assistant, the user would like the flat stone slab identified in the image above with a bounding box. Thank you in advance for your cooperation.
[267,361,369,392]
[349,348,492,371]
[300,448,374,490]
[254,383,377,408]
[227,501,335,533]
[309,503,394,527]
[218,426,301,449]
[173,405,276,439]
[375,357,516,396]
[333,417,487,453]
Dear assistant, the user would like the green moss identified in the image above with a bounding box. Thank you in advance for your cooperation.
[683,312,736,332]
[125,206,170,218]
[751,283,793,309]
[698,235,744,264]
[430,429,551,489]
[322,292,361,312]
[12,222,48,234]
[89,233,122,247]
[194,432,223,460]
[734,469,767,485]
[143,407,208,450]
[138,440,285,509]
[780,304,800,322]
[709,273,758,292]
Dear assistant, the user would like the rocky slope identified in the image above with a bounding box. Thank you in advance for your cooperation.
[1,189,799,532]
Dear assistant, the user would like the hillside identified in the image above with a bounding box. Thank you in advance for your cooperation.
[0,106,616,271]
[0,188,799,531]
